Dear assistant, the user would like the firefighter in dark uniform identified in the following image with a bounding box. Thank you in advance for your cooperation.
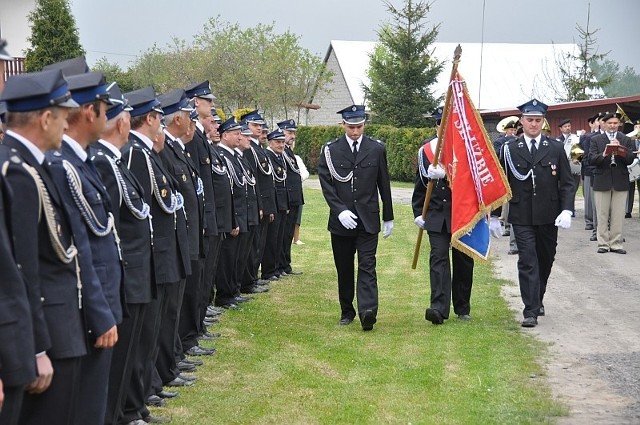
[0,69,86,425]
[317,105,394,331]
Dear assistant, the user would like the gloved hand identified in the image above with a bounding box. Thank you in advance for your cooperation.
[338,210,358,229]
[414,216,425,229]
[554,209,572,229]
[489,216,503,239]
[382,220,394,238]
[427,164,446,179]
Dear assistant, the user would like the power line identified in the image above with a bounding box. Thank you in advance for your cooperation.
[86,49,138,58]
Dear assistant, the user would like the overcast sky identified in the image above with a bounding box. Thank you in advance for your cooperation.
[71,0,639,72]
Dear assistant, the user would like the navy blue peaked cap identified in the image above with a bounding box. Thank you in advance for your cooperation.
[0,69,79,112]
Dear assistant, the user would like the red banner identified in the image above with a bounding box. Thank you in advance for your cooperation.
[440,71,511,260]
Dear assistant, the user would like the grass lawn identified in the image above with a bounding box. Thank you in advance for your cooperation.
[155,187,566,424]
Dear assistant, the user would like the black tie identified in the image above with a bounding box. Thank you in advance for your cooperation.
[530,140,537,158]
[352,140,358,159]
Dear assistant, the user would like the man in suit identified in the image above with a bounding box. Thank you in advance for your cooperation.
[89,83,155,425]
[278,119,305,277]
[317,105,394,331]
[557,119,582,216]
[0,69,87,425]
[240,110,274,291]
[262,129,289,281]
[580,113,601,235]
[44,70,121,425]
[412,113,474,325]
[214,117,246,309]
[0,150,37,425]
[588,112,636,254]
[496,99,574,328]
[120,87,185,425]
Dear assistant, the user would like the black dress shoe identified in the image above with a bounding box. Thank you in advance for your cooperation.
[457,314,471,321]
[181,358,203,366]
[216,303,238,310]
[507,249,518,255]
[145,395,166,407]
[256,279,271,286]
[585,224,594,230]
[286,270,303,275]
[538,306,545,316]
[177,373,197,382]
[425,308,444,325]
[268,275,279,281]
[625,212,632,218]
[158,390,179,399]
[590,234,597,241]
[241,285,269,294]
[361,309,376,331]
[339,316,354,326]
[177,361,196,372]
[521,317,538,327]
[143,415,171,424]
[186,345,216,356]
[166,376,193,387]
[234,295,252,303]
[610,248,627,254]
[597,247,608,253]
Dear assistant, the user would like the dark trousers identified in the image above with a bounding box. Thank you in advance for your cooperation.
[180,259,203,351]
[626,180,640,215]
[74,340,114,424]
[237,227,256,292]
[427,229,474,318]
[105,303,146,425]
[199,234,222,333]
[246,215,269,283]
[19,357,81,425]
[330,231,379,323]
[0,385,24,425]
[512,224,558,318]
[156,279,185,385]
[215,234,240,306]
[121,284,168,423]
[281,205,299,273]
[262,211,286,278]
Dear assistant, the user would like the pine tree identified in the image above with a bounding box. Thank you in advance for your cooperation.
[24,0,85,72]
[364,0,443,127]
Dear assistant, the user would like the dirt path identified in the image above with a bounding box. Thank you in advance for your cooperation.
[305,179,640,423]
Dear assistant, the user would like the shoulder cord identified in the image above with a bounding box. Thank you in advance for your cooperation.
[283,150,301,174]
[417,148,429,187]
[236,156,256,186]
[142,150,183,214]
[211,151,228,176]
[222,155,245,188]
[250,145,272,175]
[271,156,287,183]
[62,160,114,238]
[105,155,151,220]
[22,162,78,264]
[323,146,353,183]
[503,144,535,189]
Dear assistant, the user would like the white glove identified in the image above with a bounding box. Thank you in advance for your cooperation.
[628,158,640,170]
[427,164,446,179]
[489,216,503,239]
[414,216,425,229]
[554,210,572,229]
[382,220,394,238]
[338,210,358,229]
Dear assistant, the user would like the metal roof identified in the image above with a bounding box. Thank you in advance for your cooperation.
[328,40,597,111]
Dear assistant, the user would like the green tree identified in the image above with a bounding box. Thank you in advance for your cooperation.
[364,0,443,127]
[24,0,85,72]
[92,57,136,93]
[591,59,640,97]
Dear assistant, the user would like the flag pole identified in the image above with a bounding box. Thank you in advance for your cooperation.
[411,44,462,269]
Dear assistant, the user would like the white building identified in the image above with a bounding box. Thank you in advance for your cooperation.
[307,40,587,125]
[0,0,35,58]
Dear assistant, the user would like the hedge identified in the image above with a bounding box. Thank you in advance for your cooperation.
[294,124,436,182]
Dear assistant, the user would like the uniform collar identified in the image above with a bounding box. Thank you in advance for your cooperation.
[5,129,46,164]
[63,134,88,161]
[97,139,122,159]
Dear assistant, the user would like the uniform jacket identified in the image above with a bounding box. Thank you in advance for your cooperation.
[265,148,289,212]
[184,127,218,237]
[588,131,636,191]
[47,140,122,333]
[0,148,37,387]
[208,142,235,233]
[283,145,304,207]
[122,133,187,285]
[411,139,452,234]
[579,131,598,177]
[501,134,574,226]
[317,134,394,235]
[246,139,275,215]
[89,141,153,305]
[161,134,205,261]
[2,135,86,359]
[216,145,250,232]
[237,150,260,226]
